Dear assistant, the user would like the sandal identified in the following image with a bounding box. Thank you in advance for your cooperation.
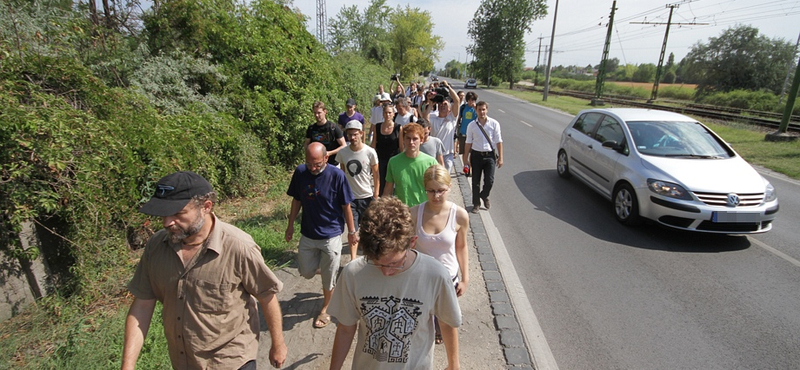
[435,333,443,345]
[313,313,331,329]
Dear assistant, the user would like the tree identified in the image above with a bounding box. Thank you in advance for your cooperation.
[632,63,656,83]
[388,5,442,79]
[468,0,546,88]
[681,25,795,95]
[326,0,393,68]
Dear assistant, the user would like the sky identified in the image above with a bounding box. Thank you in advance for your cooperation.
[291,0,800,70]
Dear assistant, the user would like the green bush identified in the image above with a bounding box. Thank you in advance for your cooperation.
[697,89,780,112]
[658,86,694,101]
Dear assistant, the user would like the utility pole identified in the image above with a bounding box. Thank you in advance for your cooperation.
[543,0,559,101]
[316,0,327,46]
[592,0,616,106]
[632,0,705,102]
[766,53,800,142]
[535,36,544,86]
[779,32,800,104]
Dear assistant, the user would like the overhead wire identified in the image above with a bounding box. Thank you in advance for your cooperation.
[528,0,800,65]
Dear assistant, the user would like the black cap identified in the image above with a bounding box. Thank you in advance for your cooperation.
[139,171,213,217]
[346,98,356,107]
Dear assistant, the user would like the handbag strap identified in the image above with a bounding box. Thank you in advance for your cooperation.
[476,120,496,153]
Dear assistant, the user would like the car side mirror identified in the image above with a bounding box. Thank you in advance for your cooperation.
[602,140,625,153]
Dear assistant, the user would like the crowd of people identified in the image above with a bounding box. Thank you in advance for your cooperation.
[120,77,503,370]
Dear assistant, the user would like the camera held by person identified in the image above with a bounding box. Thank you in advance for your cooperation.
[431,84,450,103]
[391,73,401,81]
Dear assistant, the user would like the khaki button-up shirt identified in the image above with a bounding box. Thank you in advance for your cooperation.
[128,216,282,369]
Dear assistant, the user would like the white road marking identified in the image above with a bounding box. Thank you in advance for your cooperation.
[749,237,800,268]
[498,109,506,114]
[521,120,533,127]
[482,213,560,370]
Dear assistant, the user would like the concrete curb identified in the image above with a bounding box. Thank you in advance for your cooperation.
[456,167,534,369]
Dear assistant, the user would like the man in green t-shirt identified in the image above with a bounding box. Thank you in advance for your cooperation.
[382,123,438,207]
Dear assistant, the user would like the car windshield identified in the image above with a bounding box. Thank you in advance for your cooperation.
[627,120,734,158]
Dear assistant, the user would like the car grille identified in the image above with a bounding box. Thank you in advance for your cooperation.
[692,192,764,207]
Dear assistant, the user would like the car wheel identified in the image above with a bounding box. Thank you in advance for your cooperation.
[613,183,642,225]
[557,150,571,179]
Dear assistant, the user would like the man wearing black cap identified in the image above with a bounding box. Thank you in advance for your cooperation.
[337,98,365,134]
[122,171,287,370]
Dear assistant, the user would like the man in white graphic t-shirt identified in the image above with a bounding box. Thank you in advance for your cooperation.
[328,197,462,370]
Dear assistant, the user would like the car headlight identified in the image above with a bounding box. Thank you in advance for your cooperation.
[764,182,777,202]
[647,179,692,200]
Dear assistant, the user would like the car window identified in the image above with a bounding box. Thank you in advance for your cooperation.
[628,121,734,158]
[594,116,624,144]
[572,113,603,136]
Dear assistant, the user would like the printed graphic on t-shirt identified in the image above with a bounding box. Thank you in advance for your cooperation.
[312,131,332,144]
[304,184,319,200]
[464,111,474,120]
[359,295,422,364]
[346,159,364,177]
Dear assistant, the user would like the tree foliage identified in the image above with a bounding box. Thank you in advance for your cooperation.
[0,0,383,308]
[468,0,546,88]
[327,0,441,78]
[681,25,795,96]
[388,5,442,79]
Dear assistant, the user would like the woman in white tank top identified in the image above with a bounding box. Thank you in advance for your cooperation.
[410,164,470,353]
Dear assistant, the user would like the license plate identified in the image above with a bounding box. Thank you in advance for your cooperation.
[712,211,761,223]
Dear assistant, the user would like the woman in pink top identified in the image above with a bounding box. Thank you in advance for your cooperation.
[410,164,470,354]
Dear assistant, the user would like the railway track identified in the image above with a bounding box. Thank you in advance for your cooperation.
[521,86,800,133]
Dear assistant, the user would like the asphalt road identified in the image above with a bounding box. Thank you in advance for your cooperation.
[460,83,800,370]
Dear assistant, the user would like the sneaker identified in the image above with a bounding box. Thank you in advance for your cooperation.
[482,198,491,210]
[471,205,481,213]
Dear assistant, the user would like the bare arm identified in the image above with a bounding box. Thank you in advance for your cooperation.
[328,137,347,157]
[462,143,472,168]
[343,203,359,248]
[329,323,357,370]
[496,142,503,168]
[398,125,405,152]
[285,199,301,242]
[121,298,156,370]
[383,181,394,197]
[454,206,470,297]
[422,100,432,122]
[303,138,311,150]
[371,163,380,199]
[370,123,377,148]
[446,81,460,108]
[257,293,287,368]
[437,153,444,166]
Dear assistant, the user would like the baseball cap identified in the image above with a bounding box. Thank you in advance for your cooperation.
[139,171,213,217]
[344,120,363,131]
[346,98,356,107]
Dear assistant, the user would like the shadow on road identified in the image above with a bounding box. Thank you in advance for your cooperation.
[512,169,751,253]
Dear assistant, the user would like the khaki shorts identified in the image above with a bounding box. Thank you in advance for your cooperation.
[297,235,341,291]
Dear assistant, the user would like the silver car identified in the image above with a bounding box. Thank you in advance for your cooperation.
[557,108,778,233]
[464,78,477,89]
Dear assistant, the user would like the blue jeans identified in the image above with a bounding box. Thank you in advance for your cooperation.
[470,150,496,206]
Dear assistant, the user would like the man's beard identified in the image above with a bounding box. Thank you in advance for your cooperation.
[168,210,205,244]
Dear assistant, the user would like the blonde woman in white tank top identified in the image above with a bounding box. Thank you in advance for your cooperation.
[410,164,470,361]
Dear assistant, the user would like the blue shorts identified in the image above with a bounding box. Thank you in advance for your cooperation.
[351,197,374,229]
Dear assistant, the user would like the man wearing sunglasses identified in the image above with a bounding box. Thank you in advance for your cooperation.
[328,197,462,370]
